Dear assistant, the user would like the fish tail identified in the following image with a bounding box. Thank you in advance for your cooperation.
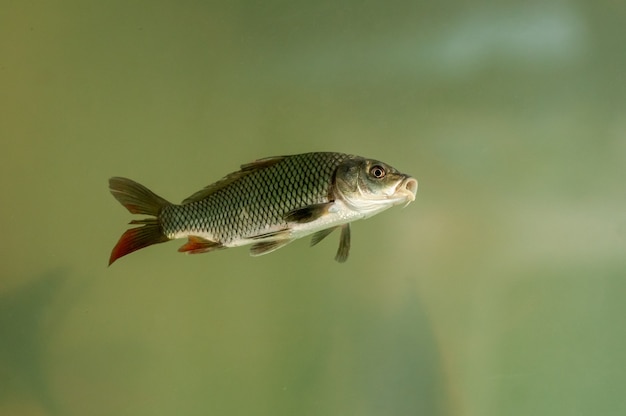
[108,177,171,265]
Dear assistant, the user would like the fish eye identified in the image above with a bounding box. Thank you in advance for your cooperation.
[369,165,386,179]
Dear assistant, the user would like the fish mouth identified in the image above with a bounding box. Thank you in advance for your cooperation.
[396,177,418,203]
[340,174,418,213]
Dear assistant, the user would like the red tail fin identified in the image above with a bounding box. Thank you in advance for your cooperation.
[109,220,169,265]
[108,177,171,265]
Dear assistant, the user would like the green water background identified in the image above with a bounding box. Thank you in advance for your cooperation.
[1,1,625,415]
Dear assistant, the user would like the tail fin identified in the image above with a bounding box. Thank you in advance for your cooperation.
[108,177,171,265]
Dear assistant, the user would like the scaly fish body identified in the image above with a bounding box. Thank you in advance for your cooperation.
[108,152,417,265]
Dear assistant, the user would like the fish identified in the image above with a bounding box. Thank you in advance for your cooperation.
[108,152,417,265]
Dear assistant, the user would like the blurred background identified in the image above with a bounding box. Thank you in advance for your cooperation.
[1,1,625,415]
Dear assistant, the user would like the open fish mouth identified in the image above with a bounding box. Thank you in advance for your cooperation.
[391,177,417,208]
[396,177,418,202]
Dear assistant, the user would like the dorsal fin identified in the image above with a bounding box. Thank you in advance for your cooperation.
[181,156,287,204]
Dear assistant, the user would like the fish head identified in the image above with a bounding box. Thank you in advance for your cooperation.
[334,157,418,217]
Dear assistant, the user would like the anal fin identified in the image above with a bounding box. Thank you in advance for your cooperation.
[178,236,223,254]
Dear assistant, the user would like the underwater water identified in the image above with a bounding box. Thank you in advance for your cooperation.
[1,1,625,415]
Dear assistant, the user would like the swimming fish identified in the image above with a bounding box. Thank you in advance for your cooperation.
[108,152,417,265]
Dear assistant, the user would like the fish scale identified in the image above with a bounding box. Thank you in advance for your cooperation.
[161,152,350,244]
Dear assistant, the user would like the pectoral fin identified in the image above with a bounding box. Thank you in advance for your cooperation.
[285,202,333,223]
[335,224,351,263]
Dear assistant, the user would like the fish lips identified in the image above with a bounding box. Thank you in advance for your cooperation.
[392,176,418,207]
[399,177,418,201]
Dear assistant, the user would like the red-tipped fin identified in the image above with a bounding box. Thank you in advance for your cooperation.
[109,177,172,265]
[178,236,224,254]
[109,219,169,265]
